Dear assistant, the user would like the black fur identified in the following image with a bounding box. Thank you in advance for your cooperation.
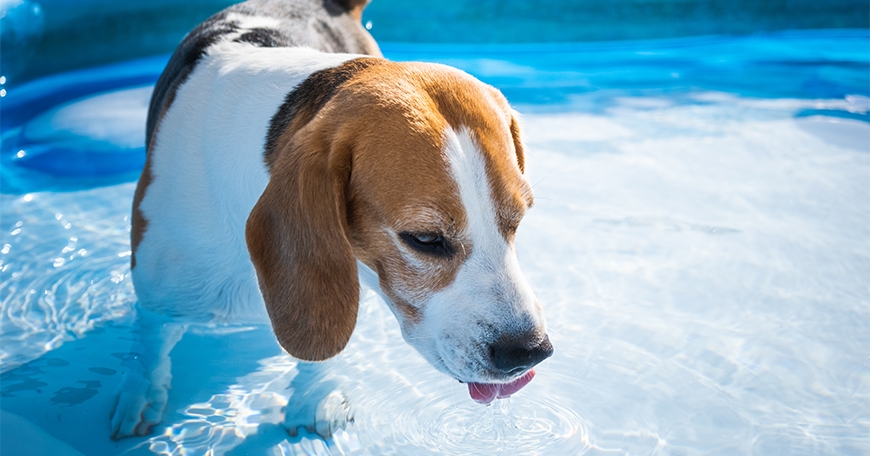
[263,57,380,168]
[145,13,238,150]
[330,0,369,13]
[234,28,289,47]
[145,0,380,151]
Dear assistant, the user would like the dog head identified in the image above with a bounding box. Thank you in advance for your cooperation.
[246,58,552,385]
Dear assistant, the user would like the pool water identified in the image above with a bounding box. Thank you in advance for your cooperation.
[1,30,868,455]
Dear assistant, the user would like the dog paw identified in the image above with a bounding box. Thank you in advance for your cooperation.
[110,372,168,440]
[283,389,354,439]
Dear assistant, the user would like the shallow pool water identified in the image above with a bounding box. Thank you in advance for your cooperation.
[1,31,868,455]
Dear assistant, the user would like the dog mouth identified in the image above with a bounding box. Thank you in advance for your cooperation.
[424,331,551,405]
[460,369,537,405]
[435,338,550,405]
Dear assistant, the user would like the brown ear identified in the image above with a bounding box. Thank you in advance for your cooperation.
[246,131,358,361]
[509,112,526,174]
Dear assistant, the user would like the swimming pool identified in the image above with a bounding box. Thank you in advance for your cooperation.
[1,11,868,456]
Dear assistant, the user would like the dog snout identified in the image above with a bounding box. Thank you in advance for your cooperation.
[490,334,554,375]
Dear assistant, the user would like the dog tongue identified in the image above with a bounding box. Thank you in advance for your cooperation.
[468,370,536,405]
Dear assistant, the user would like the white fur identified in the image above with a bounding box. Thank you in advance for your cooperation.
[122,39,544,441]
[398,127,544,383]
[223,13,283,34]
[133,44,361,323]
[116,43,366,440]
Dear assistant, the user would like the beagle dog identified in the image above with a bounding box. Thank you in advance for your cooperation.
[112,0,552,440]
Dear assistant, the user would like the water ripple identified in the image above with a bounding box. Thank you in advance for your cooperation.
[353,382,589,454]
[0,186,135,371]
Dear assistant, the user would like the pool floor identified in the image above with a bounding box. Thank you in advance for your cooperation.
[1,32,869,455]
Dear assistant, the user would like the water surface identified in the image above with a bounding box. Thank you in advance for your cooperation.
[1,31,868,455]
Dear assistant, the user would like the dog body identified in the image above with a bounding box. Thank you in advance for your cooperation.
[133,44,358,323]
[115,0,552,439]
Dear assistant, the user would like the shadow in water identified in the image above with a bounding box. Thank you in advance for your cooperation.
[0,318,294,455]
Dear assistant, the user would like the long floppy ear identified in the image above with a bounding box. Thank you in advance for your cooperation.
[509,111,526,174]
[246,130,358,361]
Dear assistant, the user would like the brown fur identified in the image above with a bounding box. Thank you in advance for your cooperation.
[130,104,169,269]
[264,58,383,170]
[247,59,532,359]
[246,120,359,361]
[129,164,150,270]
[132,0,379,273]
[337,0,369,21]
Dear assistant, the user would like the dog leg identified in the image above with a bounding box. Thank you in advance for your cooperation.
[110,309,185,439]
[283,360,353,439]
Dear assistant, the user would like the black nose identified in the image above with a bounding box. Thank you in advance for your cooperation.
[490,334,554,375]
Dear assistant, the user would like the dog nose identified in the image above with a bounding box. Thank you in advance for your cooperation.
[490,334,554,375]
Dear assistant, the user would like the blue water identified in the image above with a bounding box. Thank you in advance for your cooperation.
[1,30,869,455]
[2,30,866,194]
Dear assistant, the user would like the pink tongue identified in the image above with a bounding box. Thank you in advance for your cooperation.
[467,369,536,405]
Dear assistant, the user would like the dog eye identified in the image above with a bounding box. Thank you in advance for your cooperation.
[412,233,439,244]
[399,232,453,257]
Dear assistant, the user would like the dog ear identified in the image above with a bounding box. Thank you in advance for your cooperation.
[246,129,358,361]
[509,112,525,174]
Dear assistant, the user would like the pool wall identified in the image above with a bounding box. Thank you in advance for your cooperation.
[1,0,867,87]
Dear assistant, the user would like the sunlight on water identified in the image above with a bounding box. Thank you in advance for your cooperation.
[385,395,586,453]
[143,353,295,455]
[1,31,868,455]
[0,187,135,371]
